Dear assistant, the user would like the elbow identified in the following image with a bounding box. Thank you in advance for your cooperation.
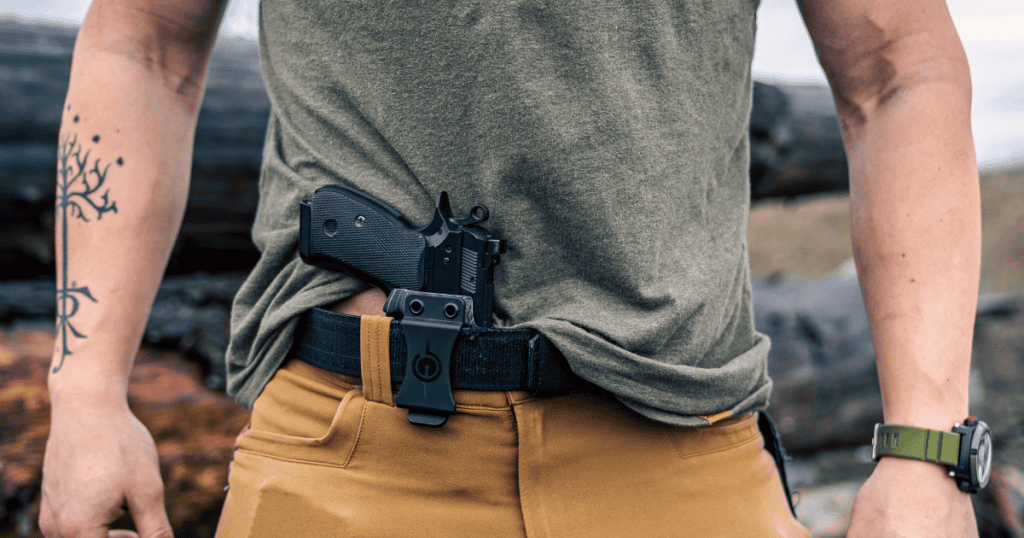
[112,42,211,114]
[819,23,972,141]
[76,1,225,114]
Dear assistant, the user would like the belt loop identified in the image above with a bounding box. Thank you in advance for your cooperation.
[359,315,395,406]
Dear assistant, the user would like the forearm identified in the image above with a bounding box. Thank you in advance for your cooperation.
[844,75,979,431]
[801,1,981,534]
[50,3,220,400]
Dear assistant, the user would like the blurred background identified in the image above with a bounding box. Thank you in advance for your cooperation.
[1,1,1022,537]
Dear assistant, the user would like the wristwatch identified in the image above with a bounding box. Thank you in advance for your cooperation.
[871,417,992,493]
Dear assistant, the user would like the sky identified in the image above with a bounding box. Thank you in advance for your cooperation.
[4,0,1023,168]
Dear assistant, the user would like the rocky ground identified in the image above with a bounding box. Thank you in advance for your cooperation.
[747,164,1024,537]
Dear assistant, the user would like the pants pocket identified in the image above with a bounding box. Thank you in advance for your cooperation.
[235,360,367,468]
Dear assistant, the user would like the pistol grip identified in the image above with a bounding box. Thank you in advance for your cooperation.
[300,185,427,291]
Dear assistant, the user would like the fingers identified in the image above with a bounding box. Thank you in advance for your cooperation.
[125,485,174,538]
[39,494,59,537]
[40,404,175,538]
[40,480,170,538]
[39,492,121,538]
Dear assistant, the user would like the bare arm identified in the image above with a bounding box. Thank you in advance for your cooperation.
[42,1,226,536]
[799,0,979,535]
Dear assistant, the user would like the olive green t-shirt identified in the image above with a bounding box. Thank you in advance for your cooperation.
[226,0,770,425]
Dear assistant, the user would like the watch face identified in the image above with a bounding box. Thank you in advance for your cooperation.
[975,430,992,489]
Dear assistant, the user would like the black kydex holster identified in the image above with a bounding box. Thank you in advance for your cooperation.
[757,411,798,517]
[299,186,507,426]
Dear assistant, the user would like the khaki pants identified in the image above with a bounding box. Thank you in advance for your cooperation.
[216,316,810,537]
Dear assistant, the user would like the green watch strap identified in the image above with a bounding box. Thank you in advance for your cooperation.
[873,424,961,466]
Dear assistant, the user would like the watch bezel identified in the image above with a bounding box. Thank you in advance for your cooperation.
[951,417,991,494]
[970,422,992,490]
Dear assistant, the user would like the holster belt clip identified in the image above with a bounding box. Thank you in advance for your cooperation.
[383,289,474,427]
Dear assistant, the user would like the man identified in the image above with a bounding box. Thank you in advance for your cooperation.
[41,0,981,536]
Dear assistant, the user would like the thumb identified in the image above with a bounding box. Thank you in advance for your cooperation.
[107,531,140,538]
[125,487,174,538]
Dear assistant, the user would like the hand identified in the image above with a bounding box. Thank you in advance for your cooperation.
[847,456,977,538]
[39,391,173,538]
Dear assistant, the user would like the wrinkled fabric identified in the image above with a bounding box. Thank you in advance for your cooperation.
[216,332,808,537]
[226,0,770,425]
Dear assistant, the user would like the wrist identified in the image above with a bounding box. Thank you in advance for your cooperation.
[882,403,968,433]
[47,363,130,407]
[872,417,992,494]
[874,455,967,494]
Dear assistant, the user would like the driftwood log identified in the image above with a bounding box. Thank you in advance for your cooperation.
[753,273,882,452]
[749,81,849,199]
[0,17,267,279]
[0,16,848,278]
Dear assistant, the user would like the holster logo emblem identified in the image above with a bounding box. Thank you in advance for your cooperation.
[413,353,442,382]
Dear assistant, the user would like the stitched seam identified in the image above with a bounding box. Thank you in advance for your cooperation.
[239,429,331,445]
[385,319,393,404]
[360,317,371,401]
[373,319,382,403]
[671,432,760,461]
[234,447,354,470]
[364,320,373,402]
[375,318,385,403]
[369,320,379,403]
[508,394,539,405]
[340,398,368,468]
[453,404,515,413]
[377,318,393,405]
[237,392,365,469]
[371,319,381,403]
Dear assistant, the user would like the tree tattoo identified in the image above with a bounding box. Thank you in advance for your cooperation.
[54,117,120,373]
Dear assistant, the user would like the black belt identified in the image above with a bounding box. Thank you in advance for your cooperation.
[292,307,581,397]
